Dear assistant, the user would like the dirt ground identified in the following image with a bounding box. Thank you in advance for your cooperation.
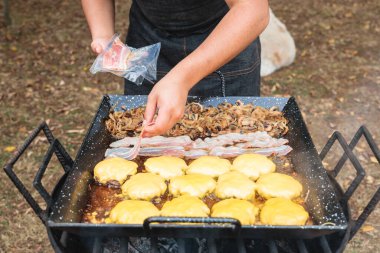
[0,0,379,252]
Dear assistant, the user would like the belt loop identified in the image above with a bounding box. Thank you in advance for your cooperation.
[214,70,226,97]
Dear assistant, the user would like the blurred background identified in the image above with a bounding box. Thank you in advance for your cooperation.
[0,0,379,252]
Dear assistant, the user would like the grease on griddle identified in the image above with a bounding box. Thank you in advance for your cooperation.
[82,183,122,223]
[82,155,312,225]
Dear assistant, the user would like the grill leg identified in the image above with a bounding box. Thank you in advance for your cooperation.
[320,236,332,253]
[267,240,278,253]
[177,238,186,253]
[236,237,246,253]
[59,231,68,248]
[151,237,159,253]
[119,237,129,253]
[296,240,308,253]
[92,237,102,253]
[207,238,217,253]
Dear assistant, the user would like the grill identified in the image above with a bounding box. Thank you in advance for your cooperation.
[4,95,380,253]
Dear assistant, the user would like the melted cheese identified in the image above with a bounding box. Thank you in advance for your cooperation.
[169,174,216,198]
[215,172,256,200]
[211,199,259,225]
[232,154,275,180]
[144,156,187,179]
[121,173,167,200]
[187,156,231,178]
[94,157,138,185]
[106,200,159,224]
[260,198,309,225]
[161,195,210,217]
[256,173,303,199]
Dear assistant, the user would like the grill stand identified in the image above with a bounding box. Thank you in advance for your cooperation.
[4,123,380,253]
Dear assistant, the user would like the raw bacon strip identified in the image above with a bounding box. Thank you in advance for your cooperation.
[110,135,193,148]
[106,144,292,159]
[184,149,208,159]
[106,146,185,158]
[111,132,287,150]
[208,146,243,158]
[235,138,288,148]
[253,145,293,156]
[191,138,209,150]
[209,145,293,158]
[110,137,138,147]
[102,36,131,71]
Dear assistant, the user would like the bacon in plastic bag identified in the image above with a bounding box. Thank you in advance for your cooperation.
[90,33,161,85]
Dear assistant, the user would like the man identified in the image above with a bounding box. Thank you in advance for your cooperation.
[82,0,269,137]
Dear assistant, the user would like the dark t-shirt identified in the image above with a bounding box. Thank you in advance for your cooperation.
[133,0,229,35]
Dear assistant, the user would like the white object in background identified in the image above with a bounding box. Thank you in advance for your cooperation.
[260,9,296,76]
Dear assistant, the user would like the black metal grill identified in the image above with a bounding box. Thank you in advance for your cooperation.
[4,98,380,253]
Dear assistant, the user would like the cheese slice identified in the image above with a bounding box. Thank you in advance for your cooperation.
[232,154,275,180]
[260,198,309,225]
[94,157,138,186]
[256,172,303,199]
[215,171,256,200]
[211,199,259,225]
[144,156,187,179]
[161,195,210,217]
[187,156,231,178]
[169,174,216,198]
[106,200,159,224]
[121,173,167,200]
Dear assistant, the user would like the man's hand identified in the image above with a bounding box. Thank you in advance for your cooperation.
[91,37,111,54]
[143,74,190,137]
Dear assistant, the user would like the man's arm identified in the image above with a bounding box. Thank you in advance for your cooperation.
[143,0,269,136]
[81,0,115,53]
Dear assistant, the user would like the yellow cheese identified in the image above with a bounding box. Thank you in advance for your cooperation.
[161,195,210,217]
[106,200,159,224]
[169,174,216,198]
[187,156,231,178]
[94,157,138,185]
[211,199,259,225]
[232,154,275,180]
[144,156,187,179]
[256,173,303,199]
[215,171,256,200]
[121,173,167,200]
[260,198,309,225]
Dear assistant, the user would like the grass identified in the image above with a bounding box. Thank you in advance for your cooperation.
[1,0,379,252]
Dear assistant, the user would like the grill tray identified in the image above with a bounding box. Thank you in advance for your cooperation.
[10,95,350,239]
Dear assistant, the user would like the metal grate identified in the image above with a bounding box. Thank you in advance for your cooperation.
[57,125,379,253]
[5,123,380,253]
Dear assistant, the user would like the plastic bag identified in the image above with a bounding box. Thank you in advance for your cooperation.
[90,34,161,85]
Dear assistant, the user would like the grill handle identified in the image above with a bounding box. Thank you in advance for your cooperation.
[320,125,380,240]
[143,216,242,234]
[3,121,73,224]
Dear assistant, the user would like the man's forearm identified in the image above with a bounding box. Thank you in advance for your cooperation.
[169,0,269,91]
[81,0,115,39]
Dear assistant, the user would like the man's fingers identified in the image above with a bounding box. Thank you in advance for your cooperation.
[143,108,173,137]
[95,45,103,54]
[91,41,105,54]
[144,95,157,125]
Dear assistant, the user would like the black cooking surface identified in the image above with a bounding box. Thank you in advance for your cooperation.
[45,95,347,239]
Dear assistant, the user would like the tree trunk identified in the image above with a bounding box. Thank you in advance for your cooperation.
[4,0,11,26]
